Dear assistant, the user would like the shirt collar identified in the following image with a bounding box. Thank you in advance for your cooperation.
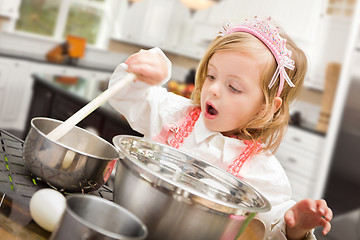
[193,115,247,164]
[193,114,218,143]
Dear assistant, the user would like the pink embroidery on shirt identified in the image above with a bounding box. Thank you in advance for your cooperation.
[168,107,201,148]
[153,106,262,178]
[227,140,262,178]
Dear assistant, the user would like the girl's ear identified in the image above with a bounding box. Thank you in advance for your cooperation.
[272,97,282,114]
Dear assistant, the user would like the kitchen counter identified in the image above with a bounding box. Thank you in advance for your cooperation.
[0,130,114,239]
[0,194,50,240]
[0,32,125,73]
[0,51,115,74]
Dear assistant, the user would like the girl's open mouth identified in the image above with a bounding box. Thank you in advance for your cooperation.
[205,102,218,119]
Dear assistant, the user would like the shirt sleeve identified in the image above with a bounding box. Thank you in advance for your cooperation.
[108,48,192,138]
[241,153,316,239]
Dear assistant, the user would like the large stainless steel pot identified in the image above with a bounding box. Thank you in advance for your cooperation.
[23,117,119,192]
[112,135,271,240]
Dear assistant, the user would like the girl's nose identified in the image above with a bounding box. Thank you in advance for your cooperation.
[209,82,221,97]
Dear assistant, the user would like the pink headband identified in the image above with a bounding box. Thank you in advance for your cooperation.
[218,17,295,97]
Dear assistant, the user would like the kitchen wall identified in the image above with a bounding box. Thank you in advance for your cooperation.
[1,0,354,133]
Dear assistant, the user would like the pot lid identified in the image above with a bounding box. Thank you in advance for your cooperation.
[113,135,271,215]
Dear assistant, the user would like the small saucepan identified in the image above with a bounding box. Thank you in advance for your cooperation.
[23,73,136,192]
[23,117,118,192]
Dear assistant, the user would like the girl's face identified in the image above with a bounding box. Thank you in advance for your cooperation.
[201,50,265,136]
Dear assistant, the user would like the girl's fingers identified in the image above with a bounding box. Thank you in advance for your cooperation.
[316,199,333,221]
[323,207,333,221]
[284,209,296,227]
[321,218,331,235]
[315,199,332,235]
[303,199,317,213]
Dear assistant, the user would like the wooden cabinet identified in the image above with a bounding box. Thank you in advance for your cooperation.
[275,126,325,201]
[25,75,142,142]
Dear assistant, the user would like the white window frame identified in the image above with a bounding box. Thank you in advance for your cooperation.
[4,0,117,49]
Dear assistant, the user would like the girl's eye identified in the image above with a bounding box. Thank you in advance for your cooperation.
[229,85,241,93]
[206,74,215,80]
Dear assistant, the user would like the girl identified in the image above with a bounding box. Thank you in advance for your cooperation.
[108,17,332,240]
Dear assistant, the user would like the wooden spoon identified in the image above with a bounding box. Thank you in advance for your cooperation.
[47,73,135,142]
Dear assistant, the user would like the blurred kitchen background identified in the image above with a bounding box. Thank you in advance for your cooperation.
[0,0,360,238]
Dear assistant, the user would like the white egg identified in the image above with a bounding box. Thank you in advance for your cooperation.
[30,188,66,232]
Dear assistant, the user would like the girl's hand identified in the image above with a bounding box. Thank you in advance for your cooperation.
[284,199,333,240]
[125,49,168,85]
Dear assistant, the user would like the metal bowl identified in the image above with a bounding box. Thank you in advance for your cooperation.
[23,117,119,192]
[50,194,148,240]
[112,135,271,240]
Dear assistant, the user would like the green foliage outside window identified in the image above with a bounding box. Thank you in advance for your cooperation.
[64,5,102,45]
[15,0,105,45]
[16,0,60,37]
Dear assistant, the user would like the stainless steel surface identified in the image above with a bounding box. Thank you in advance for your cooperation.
[112,135,271,240]
[23,117,119,192]
[331,76,360,182]
[324,76,360,216]
[50,194,147,240]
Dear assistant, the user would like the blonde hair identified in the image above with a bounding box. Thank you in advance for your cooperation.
[191,29,307,153]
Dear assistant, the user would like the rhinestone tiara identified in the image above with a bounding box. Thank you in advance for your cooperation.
[218,17,295,97]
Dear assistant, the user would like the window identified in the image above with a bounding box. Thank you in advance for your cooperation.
[14,0,115,48]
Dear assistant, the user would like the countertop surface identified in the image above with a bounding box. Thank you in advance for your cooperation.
[0,32,123,73]
[0,51,115,73]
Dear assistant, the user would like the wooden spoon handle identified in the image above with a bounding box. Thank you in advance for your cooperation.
[47,73,136,142]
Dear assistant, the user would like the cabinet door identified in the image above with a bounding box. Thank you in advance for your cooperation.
[117,0,149,42]
[87,71,111,99]
[203,0,322,44]
[275,126,325,200]
[24,79,54,136]
[0,58,32,131]
[115,0,176,46]
[272,0,322,44]
[0,59,10,89]
[101,117,142,143]
[0,59,11,128]
[50,94,103,136]
[0,0,21,19]
[138,0,176,46]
